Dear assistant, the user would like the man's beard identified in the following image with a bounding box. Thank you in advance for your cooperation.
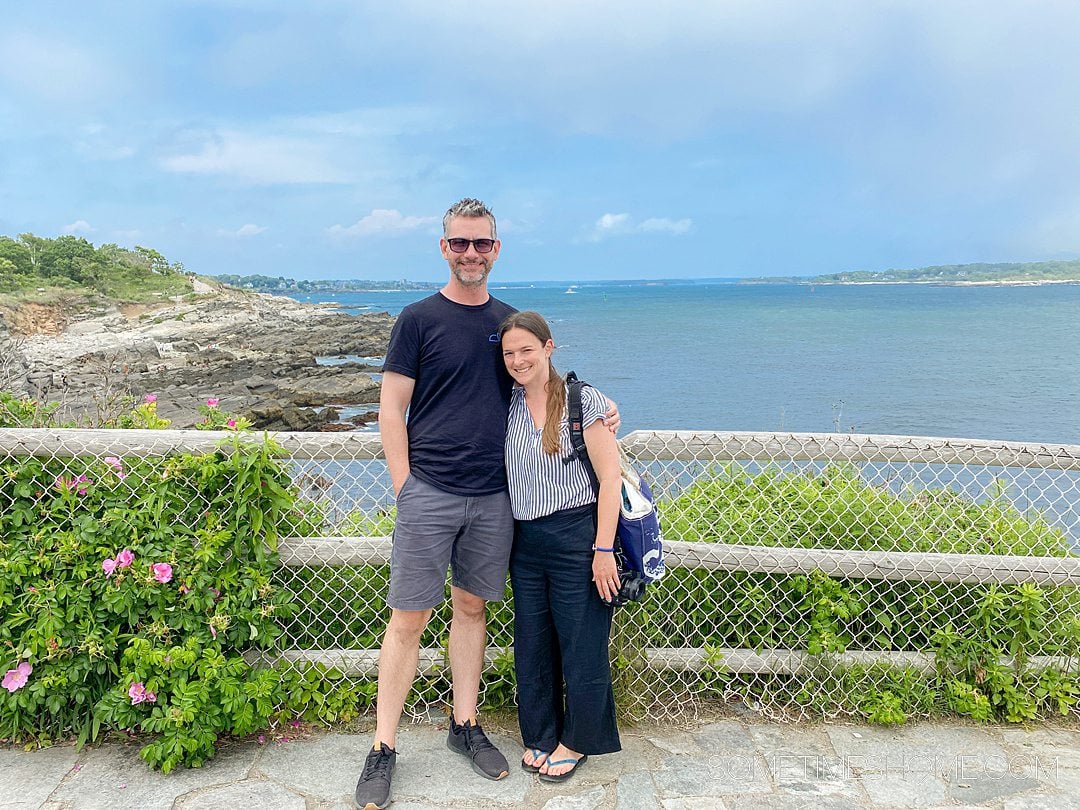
[452,258,491,287]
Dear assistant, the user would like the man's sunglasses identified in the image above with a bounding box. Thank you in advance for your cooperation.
[446,238,496,254]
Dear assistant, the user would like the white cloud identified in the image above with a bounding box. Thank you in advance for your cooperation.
[75,124,136,161]
[327,209,439,238]
[161,131,346,185]
[585,213,692,241]
[62,220,95,234]
[217,224,268,238]
[585,213,632,242]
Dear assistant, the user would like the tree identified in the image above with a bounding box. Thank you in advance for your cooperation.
[39,236,102,284]
[0,257,27,291]
[134,246,176,275]
[0,236,33,275]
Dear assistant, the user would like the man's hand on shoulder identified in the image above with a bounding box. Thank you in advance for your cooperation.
[603,397,620,435]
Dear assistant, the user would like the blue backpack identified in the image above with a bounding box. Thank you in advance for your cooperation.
[565,371,665,605]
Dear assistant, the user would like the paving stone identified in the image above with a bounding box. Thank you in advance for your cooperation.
[1002,726,1080,770]
[49,740,257,810]
[660,800,729,810]
[1028,765,1080,794]
[693,720,758,755]
[541,786,606,809]
[947,771,1041,805]
[177,778,305,809]
[653,752,771,798]
[711,797,863,810]
[9,720,1080,810]
[257,728,529,806]
[615,770,661,810]
[0,744,79,810]
[827,722,1011,782]
[566,738,656,786]
[255,733,374,802]
[859,770,949,808]
[749,721,862,800]
[824,725,957,807]
[1003,796,1080,810]
[645,730,704,756]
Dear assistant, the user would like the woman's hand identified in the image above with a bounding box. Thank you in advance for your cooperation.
[592,550,621,602]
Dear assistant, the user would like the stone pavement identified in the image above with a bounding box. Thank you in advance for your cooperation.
[4,717,1080,810]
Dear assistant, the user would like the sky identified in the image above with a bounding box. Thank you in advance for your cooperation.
[2,1,1079,283]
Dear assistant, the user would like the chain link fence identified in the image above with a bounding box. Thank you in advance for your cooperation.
[3,427,1080,724]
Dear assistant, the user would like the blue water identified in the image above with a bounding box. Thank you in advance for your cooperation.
[285,282,1080,444]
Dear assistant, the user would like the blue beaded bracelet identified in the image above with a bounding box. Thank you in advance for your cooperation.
[592,545,615,552]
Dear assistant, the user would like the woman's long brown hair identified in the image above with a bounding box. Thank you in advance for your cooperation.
[498,311,566,455]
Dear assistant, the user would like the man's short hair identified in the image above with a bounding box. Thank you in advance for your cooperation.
[443,198,497,239]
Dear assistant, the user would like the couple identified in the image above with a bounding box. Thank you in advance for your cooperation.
[354,199,623,810]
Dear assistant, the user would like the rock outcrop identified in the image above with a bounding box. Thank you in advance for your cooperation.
[1,283,393,430]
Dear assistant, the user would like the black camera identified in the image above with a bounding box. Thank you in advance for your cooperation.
[601,557,648,608]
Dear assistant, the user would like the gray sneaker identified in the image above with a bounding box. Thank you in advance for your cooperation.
[354,743,396,810]
[447,718,509,780]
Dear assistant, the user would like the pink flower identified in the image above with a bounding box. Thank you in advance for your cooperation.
[226,418,237,429]
[128,682,156,705]
[143,394,157,404]
[210,624,218,640]
[103,457,127,481]
[178,584,190,595]
[206,398,219,407]
[53,474,68,490]
[2,662,32,693]
[116,549,135,568]
[102,557,118,576]
[152,563,173,584]
[73,474,92,495]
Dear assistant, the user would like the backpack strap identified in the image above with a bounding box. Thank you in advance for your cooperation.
[565,370,599,495]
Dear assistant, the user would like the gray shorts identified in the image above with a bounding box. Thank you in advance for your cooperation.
[387,474,514,611]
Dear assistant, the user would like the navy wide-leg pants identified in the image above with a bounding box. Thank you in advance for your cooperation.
[510,504,621,756]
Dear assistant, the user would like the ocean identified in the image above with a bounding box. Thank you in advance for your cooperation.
[282,281,1080,445]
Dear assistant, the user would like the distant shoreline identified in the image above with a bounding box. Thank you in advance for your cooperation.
[802,278,1080,287]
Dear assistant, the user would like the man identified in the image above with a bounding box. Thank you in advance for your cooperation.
[354,199,616,810]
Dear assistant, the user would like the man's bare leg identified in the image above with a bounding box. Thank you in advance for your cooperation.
[448,586,486,724]
[373,607,432,747]
[445,586,508,780]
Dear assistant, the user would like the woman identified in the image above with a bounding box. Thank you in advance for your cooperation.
[499,310,623,782]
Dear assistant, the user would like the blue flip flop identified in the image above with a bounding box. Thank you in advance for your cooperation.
[538,753,588,782]
[521,748,549,773]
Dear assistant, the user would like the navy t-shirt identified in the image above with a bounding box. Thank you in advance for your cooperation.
[382,292,517,496]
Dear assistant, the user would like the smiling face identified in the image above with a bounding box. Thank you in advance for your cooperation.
[440,214,500,288]
[501,326,554,389]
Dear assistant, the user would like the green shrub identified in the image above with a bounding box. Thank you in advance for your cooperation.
[0,401,307,770]
[622,464,1080,724]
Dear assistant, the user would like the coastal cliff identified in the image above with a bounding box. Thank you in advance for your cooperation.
[0,280,393,430]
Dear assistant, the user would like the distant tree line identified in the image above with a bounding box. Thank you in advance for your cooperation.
[213,274,439,292]
[808,260,1080,284]
[0,234,186,294]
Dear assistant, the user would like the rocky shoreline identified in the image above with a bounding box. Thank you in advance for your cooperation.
[0,280,394,431]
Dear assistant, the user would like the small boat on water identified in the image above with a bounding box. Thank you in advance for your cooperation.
[565,285,577,294]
